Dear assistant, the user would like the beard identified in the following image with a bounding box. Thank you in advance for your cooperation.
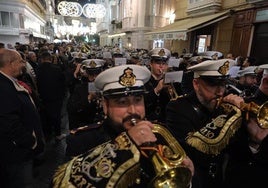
[196,94,218,112]
[106,114,143,134]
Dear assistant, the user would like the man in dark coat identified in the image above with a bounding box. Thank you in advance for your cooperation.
[37,51,66,141]
[0,48,45,187]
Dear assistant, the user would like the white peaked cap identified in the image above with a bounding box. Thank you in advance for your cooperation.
[187,59,236,78]
[237,66,258,77]
[149,48,171,60]
[258,64,268,75]
[81,59,104,68]
[94,65,151,97]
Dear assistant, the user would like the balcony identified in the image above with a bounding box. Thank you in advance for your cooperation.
[187,0,222,16]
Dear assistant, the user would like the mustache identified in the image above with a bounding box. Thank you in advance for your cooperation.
[122,114,142,126]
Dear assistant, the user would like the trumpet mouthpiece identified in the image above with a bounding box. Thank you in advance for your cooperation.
[130,118,137,126]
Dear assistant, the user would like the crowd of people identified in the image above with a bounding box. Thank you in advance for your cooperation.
[0,41,267,188]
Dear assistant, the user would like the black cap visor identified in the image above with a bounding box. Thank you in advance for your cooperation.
[103,86,148,98]
[86,68,102,75]
[199,75,229,86]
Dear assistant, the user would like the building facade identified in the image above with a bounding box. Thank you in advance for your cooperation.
[144,0,268,63]
[0,0,55,46]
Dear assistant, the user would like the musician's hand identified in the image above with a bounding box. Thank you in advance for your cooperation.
[154,79,165,95]
[181,156,195,176]
[222,93,244,108]
[247,117,268,148]
[127,120,157,146]
[88,92,97,102]
[74,64,82,78]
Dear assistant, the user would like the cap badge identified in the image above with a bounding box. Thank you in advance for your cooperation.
[119,67,136,87]
[218,61,230,75]
[89,60,97,68]
[212,53,218,60]
[158,49,165,57]
[78,53,83,58]
[254,67,259,74]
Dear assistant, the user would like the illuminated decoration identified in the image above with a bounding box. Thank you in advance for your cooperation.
[83,4,106,18]
[57,1,106,18]
[57,1,83,17]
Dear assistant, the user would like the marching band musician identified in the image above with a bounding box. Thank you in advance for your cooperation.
[224,64,268,188]
[67,59,104,131]
[144,48,182,123]
[165,59,245,188]
[226,66,259,99]
[52,65,194,187]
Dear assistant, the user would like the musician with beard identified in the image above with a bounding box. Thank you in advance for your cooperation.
[226,66,259,99]
[54,65,194,187]
[166,59,244,188]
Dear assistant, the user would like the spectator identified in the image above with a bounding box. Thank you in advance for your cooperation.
[0,48,45,187]
[36,51,66,141]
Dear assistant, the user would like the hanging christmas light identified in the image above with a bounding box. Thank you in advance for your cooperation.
[57,1,83,17]
[83,4,106,18]
[57,1,106,18]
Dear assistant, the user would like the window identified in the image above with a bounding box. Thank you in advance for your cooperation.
[10,12,19,28]
[189,0,204,3]
[19,14,24,28]
[1,12,10,27]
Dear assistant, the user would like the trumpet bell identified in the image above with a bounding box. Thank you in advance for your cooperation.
[257,101,268,128]
[145,124,192,188]
[149,167,192,188]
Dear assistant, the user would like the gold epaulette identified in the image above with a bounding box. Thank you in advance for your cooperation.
[70,121,102,135]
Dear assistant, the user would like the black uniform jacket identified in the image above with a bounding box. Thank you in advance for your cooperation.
[55,119,185,188]
[165,91,242,188]
[65,119,118,157]
[144,75,182,123]
[224,88,268,188]
[54,118,146,188]
[67,81,102,130]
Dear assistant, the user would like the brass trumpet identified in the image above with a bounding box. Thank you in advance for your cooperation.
[216,98,268,128]
[240,101,268,128]
[131,119,192,188]
[167,82,180,101]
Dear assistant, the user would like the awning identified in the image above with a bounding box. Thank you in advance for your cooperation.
[145,10,232,40]
[32,32,49,39]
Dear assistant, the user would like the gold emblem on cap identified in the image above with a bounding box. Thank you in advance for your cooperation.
[78,52,83,58]
[254,67,259,74]
[218,61,229,75]
[119,67,136,86]
[89,60,97,68]
[158,49,165,57]
[212,53,218,60]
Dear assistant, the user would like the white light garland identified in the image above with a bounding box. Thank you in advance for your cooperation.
[57,1,83,17]
[57,1,106,18]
